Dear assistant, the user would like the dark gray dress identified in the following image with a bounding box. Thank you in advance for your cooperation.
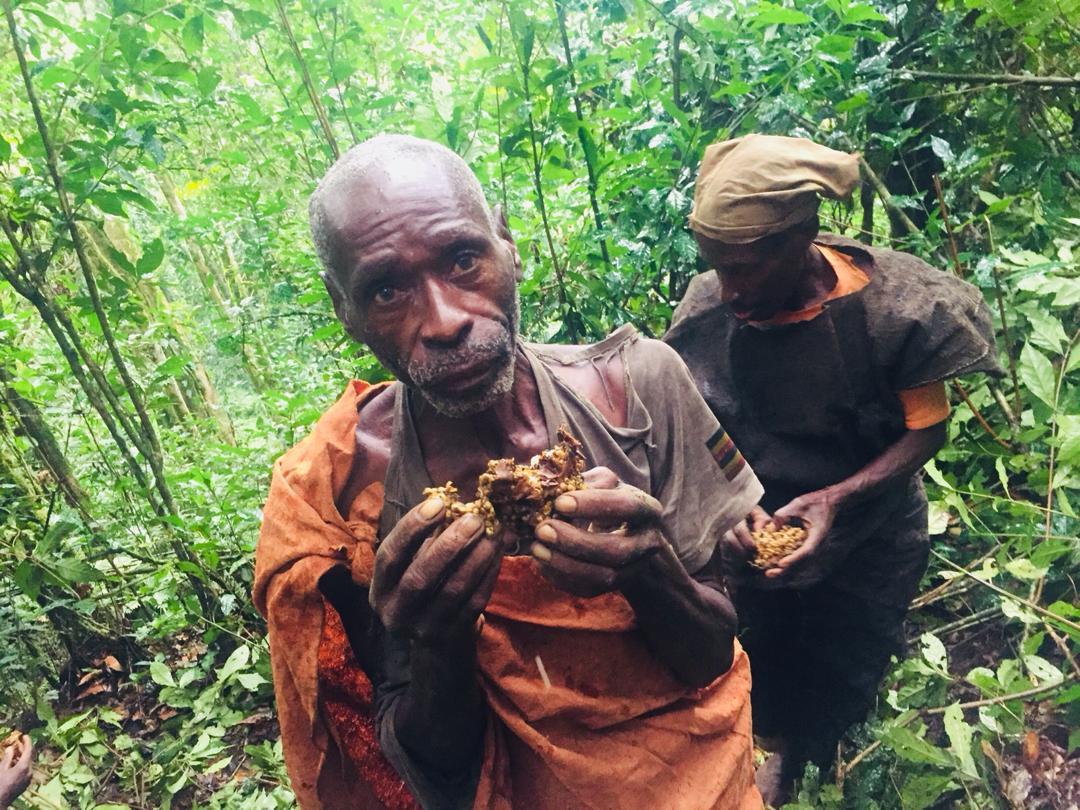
[664,233,1002,765]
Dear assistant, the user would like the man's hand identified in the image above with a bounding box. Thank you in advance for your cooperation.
[721,505,771,587]
[371,497,503,643]
[529,467,668,597]
[0,734,32,808]
[762,488,844,588]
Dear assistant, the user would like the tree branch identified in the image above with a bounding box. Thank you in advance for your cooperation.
[891,69,1080,87]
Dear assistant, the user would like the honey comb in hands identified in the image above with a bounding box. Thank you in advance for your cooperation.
[750,523,808,569]
[423,426,586,544]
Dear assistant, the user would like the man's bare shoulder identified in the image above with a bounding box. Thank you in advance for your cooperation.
[338,382,397,511]
[528,338,627,428]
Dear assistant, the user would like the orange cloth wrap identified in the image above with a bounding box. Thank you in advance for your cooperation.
[254,380,402,809]
[473,557,761,810]
[256,380,760,809]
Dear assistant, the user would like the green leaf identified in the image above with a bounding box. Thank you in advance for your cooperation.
[1056,415,1080,466]
[1023,655,1063,685]
[920,632,949,673]
[1000,597,1039,625]
[137,238,165,274]
[712,80,753,98]
[978,189,1013,215]
[150,661,176,687]
[1004,557,1048,581]
[927,501,949,535]
[236,672,268,689]
[1019,343,1056,407]
[217,644,251,682]
[37,519,79,556]
[930,135,955,164]
[1024,308,1068,354]
[835,92,868,113]
[900,774,957,809]
[13,560,43,601]
[183,15,205,52]
[752,2,812,25]
[943,704,979,778]
[50,558,102,584]
[93,192,127,216]
[842,4,887,23]
[197,67,221,96]
[816,34,857,62]
[153,355,188,380]
[881,724,952,766]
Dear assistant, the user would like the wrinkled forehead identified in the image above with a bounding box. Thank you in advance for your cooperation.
[320,158,492,237]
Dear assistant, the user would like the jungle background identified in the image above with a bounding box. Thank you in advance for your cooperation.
[0,0,1077,806]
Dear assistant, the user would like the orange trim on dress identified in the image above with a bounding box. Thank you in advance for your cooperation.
[749,243,870,326]
[896,381,951,429]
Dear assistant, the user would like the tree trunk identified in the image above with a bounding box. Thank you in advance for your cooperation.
[0,362,90,516]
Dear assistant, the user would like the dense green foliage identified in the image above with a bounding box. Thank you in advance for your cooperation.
[0,0,1077,806]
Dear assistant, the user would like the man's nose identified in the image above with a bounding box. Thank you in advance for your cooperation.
[418,279,473,348]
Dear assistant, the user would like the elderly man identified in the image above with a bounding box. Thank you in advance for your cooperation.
[664,134,1002,803]
[254,134,765,809]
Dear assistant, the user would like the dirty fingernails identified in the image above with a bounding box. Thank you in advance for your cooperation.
[419,497,444,519]
[530,543,552,562]
[535,523,558,542]
[554,495,577,514]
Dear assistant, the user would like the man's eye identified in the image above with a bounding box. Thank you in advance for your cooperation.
[372,285,400,304]
[453,252,479,273]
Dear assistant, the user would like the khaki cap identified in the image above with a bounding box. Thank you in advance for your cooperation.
[689,134,860,243]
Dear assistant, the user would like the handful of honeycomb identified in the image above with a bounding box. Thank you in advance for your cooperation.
[750,523,808,569]
[424,426,586,542]
[1,730,23,765]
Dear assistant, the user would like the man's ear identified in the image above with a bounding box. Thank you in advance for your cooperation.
[493,205,523,281]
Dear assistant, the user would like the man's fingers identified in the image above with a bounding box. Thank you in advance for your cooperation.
[554,485,661,526]
[530,543,617,597]
[415,537,502,637]
[730,523,757,558]
[748,507,772,533]
[533,520,657,568]
[0,744,12,769]
[582,466,619,489]
[771,502,810,531]
[410,513,486,579]
[467,544,504,613]
[376,512,486,629]
[375,497,447,588]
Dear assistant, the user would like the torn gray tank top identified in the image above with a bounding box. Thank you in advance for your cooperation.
[379,325,762,573]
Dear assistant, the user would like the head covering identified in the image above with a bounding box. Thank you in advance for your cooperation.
[688,134,860,244]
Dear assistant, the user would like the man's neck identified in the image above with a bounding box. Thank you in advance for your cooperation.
[782,243,837,312]
[465,344,548,459]
[414,345,550,490]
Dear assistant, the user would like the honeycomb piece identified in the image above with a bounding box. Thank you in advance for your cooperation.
[749,523,808,569]
[422,426,586,544]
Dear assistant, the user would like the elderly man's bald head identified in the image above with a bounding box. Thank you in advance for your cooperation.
[309,134,495,283]
[308,135,522,418]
